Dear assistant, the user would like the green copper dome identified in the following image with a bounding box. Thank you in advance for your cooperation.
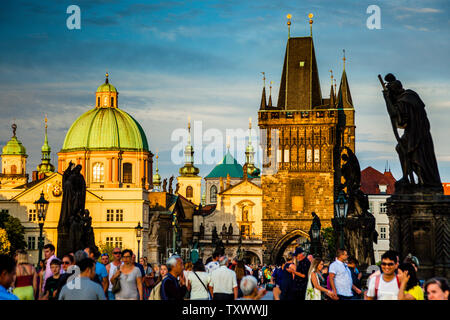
[206,151,245,178]
[96,83,117,93]
[61,107,149,152]
[2,136,27,156]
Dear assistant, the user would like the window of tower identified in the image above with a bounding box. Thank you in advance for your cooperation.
[111,97,114,107]
[11,165,17,174]
[93,162,104,183]
[123,163,132,183]
[210,185,217,203]
[186,186,193,198]
[97,97,100,107]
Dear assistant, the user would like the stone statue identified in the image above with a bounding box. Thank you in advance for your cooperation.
[228,223,233,236]
[380,73,442,194]
[221,224,227,236]
[175,183,180,194]
[81,209,95,249]
[149,213,160,242]
[162,178,167,192]
[339,148,377,267]
[169,176,174,194]
[308,212,321,239]
[58,161,88,257]
[212,226,218,244]
[199,222,205,239]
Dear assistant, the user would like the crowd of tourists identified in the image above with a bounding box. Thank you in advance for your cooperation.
[0,244,448,301]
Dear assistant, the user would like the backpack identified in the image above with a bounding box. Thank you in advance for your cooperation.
[374,275,400,299]
[148,281,162,300]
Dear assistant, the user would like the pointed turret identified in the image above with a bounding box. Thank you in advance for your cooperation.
[337,50,353,109]
[37,115,55,177]
[329,83,336,108]
[259,72,267,110]
[268,81,273,107]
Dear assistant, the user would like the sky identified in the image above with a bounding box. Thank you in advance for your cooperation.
[0,0,449,184]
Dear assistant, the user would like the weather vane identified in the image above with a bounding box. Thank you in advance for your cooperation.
[287,14,292,38]
[308,13,314,36]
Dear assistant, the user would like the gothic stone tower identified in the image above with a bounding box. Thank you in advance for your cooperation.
[258,36,355,264]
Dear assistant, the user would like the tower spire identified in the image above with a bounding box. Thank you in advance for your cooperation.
[268,81,273,107]
[329,70,336,107]
[179,116,199,176]
[342,49,346,71]
[287,14,292,39]
[105,72,109,84]
[37,114,55,177]
[337,50,353,109]
[308,13,314,37]
[245,117,260,178]
[259,73,267,110]
[153,150,161,189]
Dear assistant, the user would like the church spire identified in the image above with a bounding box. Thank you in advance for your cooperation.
[268,81,273,107]
[179,116,199,176]
[329,70,336,107]
[337,49,353,109]
[259,72,267,110]
[152,151,161,190]
[245,117,260,178]
[37,115,55,176]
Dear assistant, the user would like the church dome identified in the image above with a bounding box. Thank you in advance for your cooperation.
[2,136,27,156]
[61,107,149,152]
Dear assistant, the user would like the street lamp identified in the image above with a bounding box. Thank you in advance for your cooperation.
[135,221,143,261]
[34,191,49,265]
[310,219,321,257]
[334,190,349,249]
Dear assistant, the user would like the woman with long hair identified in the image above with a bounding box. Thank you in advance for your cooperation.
[13,250,38,300]
[187,260,211,300]
[398,263,424,300]
[424,277,449,300]
[306,258,337,300]
[234,261,246,298]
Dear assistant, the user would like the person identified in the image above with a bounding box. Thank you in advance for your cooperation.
[140,257,152,276]
[148,264,168,300]
[59,258,106,300]
[290,247,310,300]
[43,259,62,300]
[347,257,362,298]
[237,276,267,300]
[100,253,109,266]
[133,254,145,278]
[13,250,37,300]
[424,277,449,300]
[106,247,122,300]
[110,249,143,300]
[37,259,46,298]
[57,255,76,293]
[85,246,108,294]
[42,244,60,291]
[305,258,337,300]
[0,254,19,300]
[153,264,160,279]
[141,257,155,300]
[279,253,296,300]
[329,249,361,300]
[205,251,220,274]
[397,263,424,300]
[187,260,211,300]
[210,256,238,300]
[161,255,187,300]
[366,250,400,300]
[234,260,246,298]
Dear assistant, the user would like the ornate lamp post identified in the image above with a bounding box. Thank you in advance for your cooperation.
[135,222,143,261]
[334,190,349,249]
[34,191,49,264]
[310,219,321,257]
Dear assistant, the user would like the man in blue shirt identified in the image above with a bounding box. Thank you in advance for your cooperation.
[0,254,19,300]
[85,246,109,295]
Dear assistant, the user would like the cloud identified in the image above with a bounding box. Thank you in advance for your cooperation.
[400,7,442,13]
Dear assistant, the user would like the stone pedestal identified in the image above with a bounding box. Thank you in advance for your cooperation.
[386,193,450,279]
[147,241,160,265]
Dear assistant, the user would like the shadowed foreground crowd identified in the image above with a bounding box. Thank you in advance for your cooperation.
[0,244,448,301]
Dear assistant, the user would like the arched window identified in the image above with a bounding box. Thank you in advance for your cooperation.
[123,163,132,183]
[111,97,114,107]
[210,185,217,203]
[186,186,193,198]
[93,162,104,183]
[11,165,17,174]
[97,97,100,107]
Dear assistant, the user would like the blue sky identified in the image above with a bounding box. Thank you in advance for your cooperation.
[0,0,449,183]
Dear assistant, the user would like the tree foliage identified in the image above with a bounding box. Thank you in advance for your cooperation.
[0,211,26,256]
[0,228,11,255]
[321,227,336,261]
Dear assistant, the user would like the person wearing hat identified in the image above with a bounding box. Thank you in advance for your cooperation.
[288,247,311,300]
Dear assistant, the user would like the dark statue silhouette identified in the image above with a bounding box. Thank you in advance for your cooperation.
[380,73,442,194]
[57,162,96,257]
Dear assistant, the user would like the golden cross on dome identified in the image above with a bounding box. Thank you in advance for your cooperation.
[45,114,48,129]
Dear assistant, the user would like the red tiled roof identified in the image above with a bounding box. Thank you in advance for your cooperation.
[360,166,396,194]
[443,183,450,195]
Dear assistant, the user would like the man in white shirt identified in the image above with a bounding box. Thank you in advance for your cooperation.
[329,249,362,300]
[205,251,220,274]
[366,250,400,300]
[209,256,238,300]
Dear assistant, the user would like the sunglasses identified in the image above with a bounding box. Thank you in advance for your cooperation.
[381,262,395,267]
[113,252,121,255]
[62,261,71,265]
